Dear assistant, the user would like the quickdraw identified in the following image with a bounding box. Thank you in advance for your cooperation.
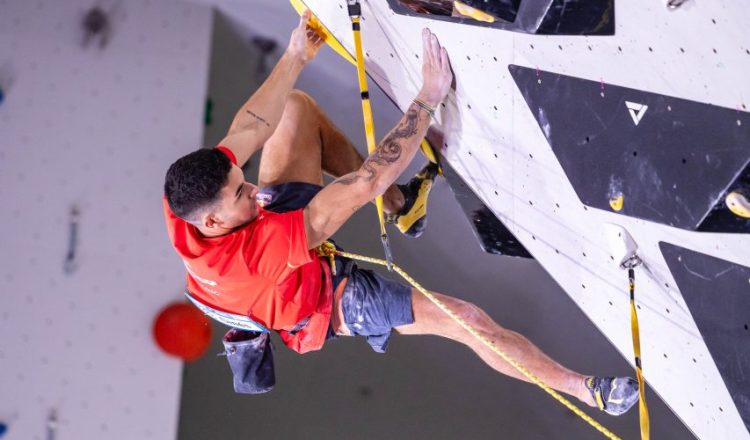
[621,256,651,440]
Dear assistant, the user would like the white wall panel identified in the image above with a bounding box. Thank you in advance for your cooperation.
[287,1,750,439]
[0,0,212,439]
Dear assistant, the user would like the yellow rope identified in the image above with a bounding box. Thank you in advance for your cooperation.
[320,245,624,440]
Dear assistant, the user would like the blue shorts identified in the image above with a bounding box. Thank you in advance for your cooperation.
[260,182,415,353]
[331,255,414,353]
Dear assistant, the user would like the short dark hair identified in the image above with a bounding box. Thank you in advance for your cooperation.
[164,148,232,222]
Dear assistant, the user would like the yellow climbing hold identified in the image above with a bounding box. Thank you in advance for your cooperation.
[420,139,438,165]
[453,1,496,23]
[726,191,750,218]
[420,139,443,176]
[609,194,624,212]
[289,0,356,66]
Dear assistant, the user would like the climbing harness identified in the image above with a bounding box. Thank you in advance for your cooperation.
[620,255,651,440]
[184,290,270,333]
[317,242,624,440]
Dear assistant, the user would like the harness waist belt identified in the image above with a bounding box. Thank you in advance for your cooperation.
[184,290,312,334]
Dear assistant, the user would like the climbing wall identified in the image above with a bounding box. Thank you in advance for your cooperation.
[296,1,750,439]
[0,0,212,439]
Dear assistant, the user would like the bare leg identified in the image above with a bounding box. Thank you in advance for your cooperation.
[395,290,597,407]
[258,90,325,188]
[258,90,404,213]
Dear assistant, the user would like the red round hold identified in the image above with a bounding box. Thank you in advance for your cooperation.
[153,302,211,361]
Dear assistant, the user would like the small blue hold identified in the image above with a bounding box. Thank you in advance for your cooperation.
[0,422,7,437]
[0,87,4,105]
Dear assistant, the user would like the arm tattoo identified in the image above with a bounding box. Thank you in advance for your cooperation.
[335,171,363,186]
[334,105,420,186]
[245,109,271,128]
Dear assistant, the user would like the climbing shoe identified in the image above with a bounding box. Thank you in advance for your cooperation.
[585,376,639,416]
[387,162,440,238]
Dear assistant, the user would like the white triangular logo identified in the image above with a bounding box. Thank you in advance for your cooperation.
[625,101,648,126]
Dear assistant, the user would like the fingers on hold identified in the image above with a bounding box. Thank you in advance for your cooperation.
[306,26,322,42]
[440,47,449,68]
[430,35,440,63]
[300,9,311,26]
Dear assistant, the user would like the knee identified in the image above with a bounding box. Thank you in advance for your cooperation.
[454,300,485,328]
[287,89,316,110]
[453,300,509,342]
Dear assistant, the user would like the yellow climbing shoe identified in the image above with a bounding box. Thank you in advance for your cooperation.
[387,162,440,238]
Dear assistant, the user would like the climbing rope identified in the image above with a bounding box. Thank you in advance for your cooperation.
[317,243,624,440]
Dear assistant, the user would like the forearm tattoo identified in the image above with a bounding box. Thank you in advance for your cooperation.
[335,105,420,186]
[244,109,271,128]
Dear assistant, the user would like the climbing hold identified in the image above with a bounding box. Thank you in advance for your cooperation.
[419,138,441,172]
[604,224,641,269]
[667,0,689,9]
[289,0,355,65]
[63,205,80,275]
[153,302,212,361]
[82,7,111,49]
[453,1,496,23]
[0,422,7,437]
[609,194,624,212]
[725,191,750,218]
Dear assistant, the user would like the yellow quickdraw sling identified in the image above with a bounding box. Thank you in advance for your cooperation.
[622,255,651,440]
[346,1,394,271]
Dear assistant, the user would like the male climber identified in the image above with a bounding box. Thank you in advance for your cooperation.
[163,10,638,415]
